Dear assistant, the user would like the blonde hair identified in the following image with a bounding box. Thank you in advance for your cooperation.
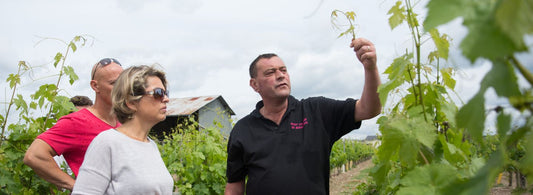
[112,64,167,123]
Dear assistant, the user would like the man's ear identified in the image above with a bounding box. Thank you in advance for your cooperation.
[250,78,259,92]
[90,80,99,92]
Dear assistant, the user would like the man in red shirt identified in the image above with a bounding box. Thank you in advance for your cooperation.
[23,58,123,191]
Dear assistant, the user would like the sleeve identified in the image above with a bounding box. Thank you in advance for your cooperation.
[316,97,361,143]
[226,128,246,183]
[71,134,112,195]
[37,115,79,155]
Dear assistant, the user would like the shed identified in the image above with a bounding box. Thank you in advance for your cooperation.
[151,95,235,139]
[363,135,381,147]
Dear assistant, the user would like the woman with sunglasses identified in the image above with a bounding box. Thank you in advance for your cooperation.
[72,65,174,194]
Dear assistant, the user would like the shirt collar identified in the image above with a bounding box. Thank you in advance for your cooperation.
[251,95,297,118]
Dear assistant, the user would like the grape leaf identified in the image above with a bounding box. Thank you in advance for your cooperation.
[519,119,533,182]
[397,163,457,195]
[480,59,520,97]
[379,114,436,167]
[440,68,455,90]
[429,29,449,60]
[496,112,511,138]
[423,0,474,30]
[495,0,533,48]
[388,1,406,30]
[460,17,520,62]
[456,93,485,142]
[378,54,413,106]
[426,0,528,62]
[7,73,20,88]
[442,147,504,195]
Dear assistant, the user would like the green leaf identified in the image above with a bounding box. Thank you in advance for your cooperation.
[384,53,413,80]
[443,147,505,195]
[370,162,392,187]
[13,94,28,112]
[62,66,79,85]
[456,93,485,142]
[379,114,436,167]
[378,53,413,106]
[7,73,21,88]
[377,80,402,107]
[346,11,356,21]
[460,17,521,62]
[428,51,438,64]
[425,0,527,61]
[388,1,406,30]
[407,12,420,29]
[69,42,77,52]
[519,119,533,181]
[429,29,449,60]
[440,67,455,90]
[480,59,520,97]
[437,99,457,126]
[53,52,63,68]
[496,112,511,138]
[397,163,457,195]
[423,0,473,30]
[495,0,533,48]
[29,102,37,110]
[438,135,467,164]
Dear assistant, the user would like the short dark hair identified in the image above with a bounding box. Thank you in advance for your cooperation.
[70,96,93,107]
[249,53,278,78]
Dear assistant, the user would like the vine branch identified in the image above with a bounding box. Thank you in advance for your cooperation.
[510,55,533,86]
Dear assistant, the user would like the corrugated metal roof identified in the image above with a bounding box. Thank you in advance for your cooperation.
[166,95,235,116]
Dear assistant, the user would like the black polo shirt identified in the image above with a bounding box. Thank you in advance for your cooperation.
[226,96,361,194]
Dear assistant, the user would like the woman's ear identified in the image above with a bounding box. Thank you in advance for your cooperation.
[126,100,138,112]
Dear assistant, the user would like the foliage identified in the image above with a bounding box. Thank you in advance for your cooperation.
[0,36,86,194]
[330,139,374,169]
[341,0,533,194]
[158,117,228,195]
[425,0,533,193]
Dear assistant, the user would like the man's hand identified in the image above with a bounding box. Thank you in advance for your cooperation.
[23,139,75,191]
[351,38,382,121]
[225,181,245,195]
[350,38,377,70]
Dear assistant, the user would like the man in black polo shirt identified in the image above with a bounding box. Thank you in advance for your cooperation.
[225,38,381,194]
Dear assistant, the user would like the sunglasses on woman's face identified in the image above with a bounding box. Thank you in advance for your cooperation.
[140,88,169,100]
[91,58,122,80]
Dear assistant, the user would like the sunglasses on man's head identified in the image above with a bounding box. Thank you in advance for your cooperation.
[91,58,121,80]
[136,88,169,100]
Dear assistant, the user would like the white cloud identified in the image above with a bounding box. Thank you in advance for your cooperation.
[1,0,505,138]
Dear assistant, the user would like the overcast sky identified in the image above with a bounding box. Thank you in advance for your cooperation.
[1,0,529,139]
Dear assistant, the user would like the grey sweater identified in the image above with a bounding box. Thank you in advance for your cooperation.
[72,129,174,195]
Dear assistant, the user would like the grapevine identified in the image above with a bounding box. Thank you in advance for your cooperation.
[339,0,533,194]
[331,10,357,39]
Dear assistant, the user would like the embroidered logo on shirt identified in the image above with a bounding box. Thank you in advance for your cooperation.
[290,118,308,129]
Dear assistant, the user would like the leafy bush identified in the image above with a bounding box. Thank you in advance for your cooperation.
[0,36,85,194]
[158,117,227,195]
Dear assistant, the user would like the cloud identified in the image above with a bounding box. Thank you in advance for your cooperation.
[2,0,514,139]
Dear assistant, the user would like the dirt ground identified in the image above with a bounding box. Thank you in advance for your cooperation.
[490,172,532,195]
[329,159,373,195]
[329,160,531,195]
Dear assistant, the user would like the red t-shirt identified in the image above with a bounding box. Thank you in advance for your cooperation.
[37,108,121,176]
